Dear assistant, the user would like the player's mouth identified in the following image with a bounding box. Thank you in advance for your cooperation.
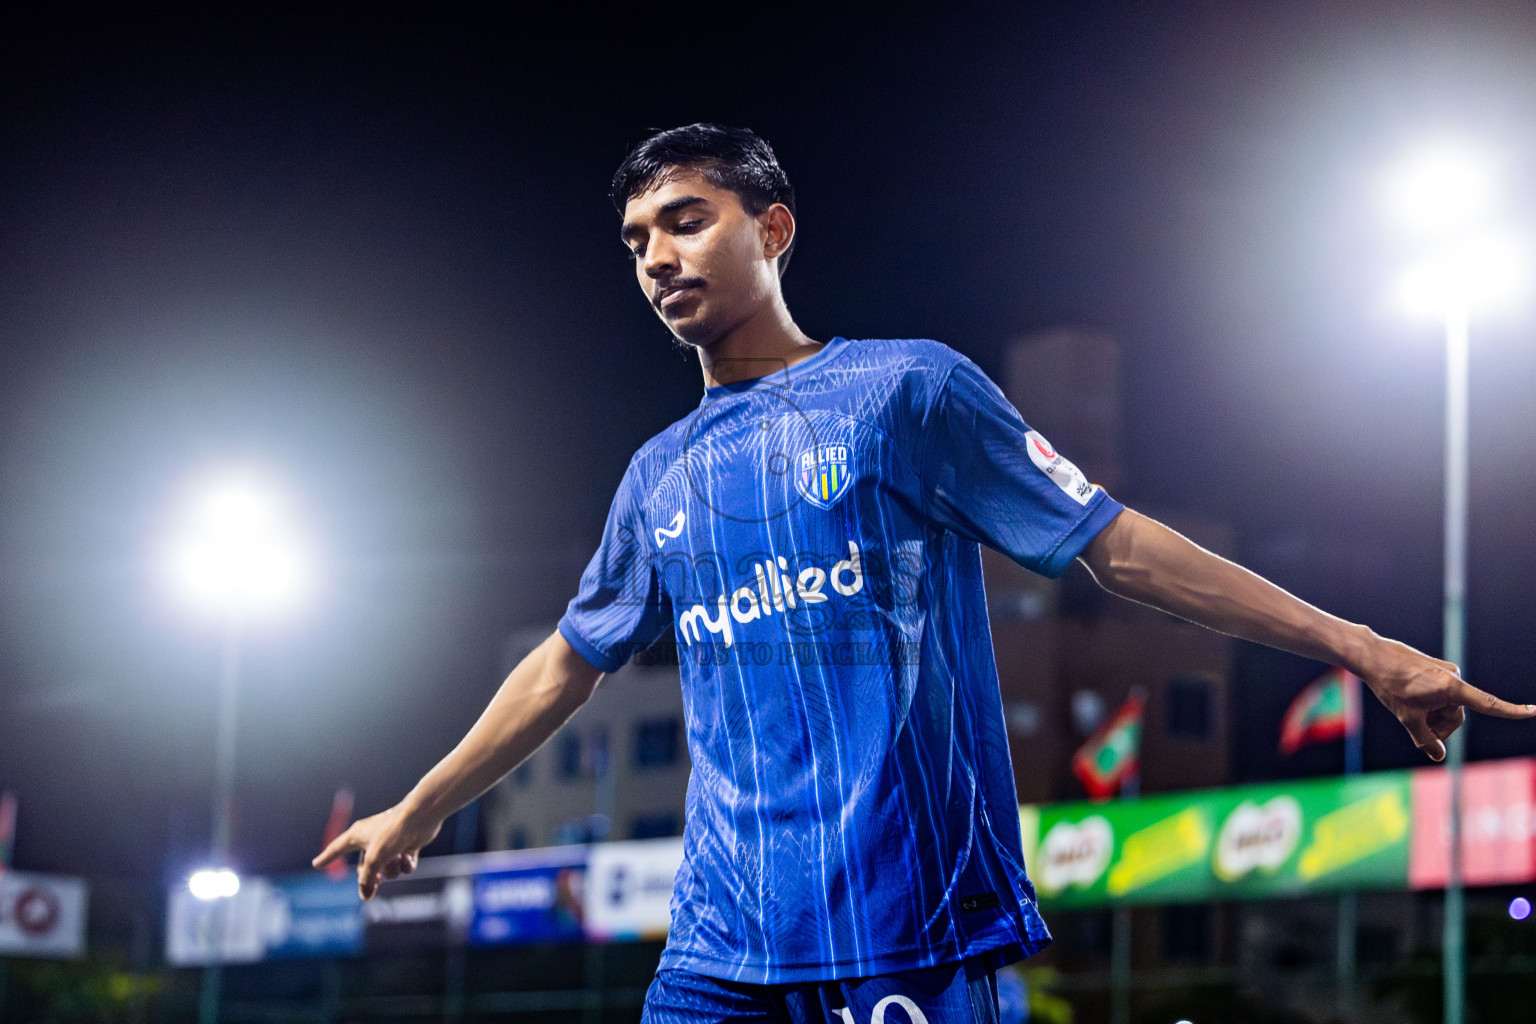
[656,278,705,314]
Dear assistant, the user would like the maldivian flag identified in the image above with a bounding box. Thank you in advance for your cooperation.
[0,791,17,873]
[1279,667,1361,756]
[320,788,355,880]
[1072,690,1146,800]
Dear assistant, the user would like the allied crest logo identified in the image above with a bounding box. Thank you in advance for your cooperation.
[795,444,853,509]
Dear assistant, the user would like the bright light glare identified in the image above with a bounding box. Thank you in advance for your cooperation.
[1511,897,1532,921]
[188,868,241,900]
[1398,231,1529,318]
[1385,144,1496,236]
[164,471,314,619]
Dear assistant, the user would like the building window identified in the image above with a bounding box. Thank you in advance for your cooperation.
[630,813,681,840]
[588,727,611,777]
[634,717,681,769]
[558,733,582,779]
[1071,690,1107,738]
[1160,905,1212,962]
[1007,700,1042,736]
[1166,676,1214,740]
[552,814,610,846]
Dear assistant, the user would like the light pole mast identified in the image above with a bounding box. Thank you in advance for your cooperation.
[1381,141,1528,1024]
[164,468,314,1024]
[1442,300,1470,1024]
[199,615,244,1024]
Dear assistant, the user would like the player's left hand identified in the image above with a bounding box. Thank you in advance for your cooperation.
[311,801,443,899]
[1357,633,1536,761]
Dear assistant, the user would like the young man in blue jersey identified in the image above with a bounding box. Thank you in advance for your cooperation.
[316,124,1534,1023]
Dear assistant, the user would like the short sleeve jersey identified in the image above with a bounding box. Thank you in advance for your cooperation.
[559,336,1124,984]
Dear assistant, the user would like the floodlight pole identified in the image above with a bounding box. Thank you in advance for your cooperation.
[210,615,243,866]
[1109,767,1138,1024]
[1441,301,1469,1024]
[199,614,244,1024]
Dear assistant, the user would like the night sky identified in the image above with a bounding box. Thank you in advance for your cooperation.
[3,3,1536,885]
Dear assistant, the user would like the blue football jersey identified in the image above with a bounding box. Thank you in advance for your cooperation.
[558,336,1124,983]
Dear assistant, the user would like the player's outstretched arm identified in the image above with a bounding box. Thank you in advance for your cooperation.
[1078,507,1536,761]
[311,630,603,898]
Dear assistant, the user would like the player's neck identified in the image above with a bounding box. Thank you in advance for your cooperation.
[696,300,820,389]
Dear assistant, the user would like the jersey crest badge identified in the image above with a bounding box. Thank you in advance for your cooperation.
[795,443,853,510]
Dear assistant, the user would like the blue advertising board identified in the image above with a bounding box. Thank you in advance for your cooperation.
[468,848,587,947]
[264,874,364,959]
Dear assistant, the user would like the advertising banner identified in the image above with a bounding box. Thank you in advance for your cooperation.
[468,847,587,947]
[167,875,364,965]
[360,873,473,950]
[584,837,683,941]
[0,871,87,959]
[1409,757,1536,890]
[166,880,273,966]
[1022,771,1413,907]
[263,874,364,959]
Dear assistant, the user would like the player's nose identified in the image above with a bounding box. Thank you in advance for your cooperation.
[643,233,679,279]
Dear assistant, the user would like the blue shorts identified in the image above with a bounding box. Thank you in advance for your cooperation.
[640,957,999,1024]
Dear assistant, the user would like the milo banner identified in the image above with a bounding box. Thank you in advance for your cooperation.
[1021,771,1413,907]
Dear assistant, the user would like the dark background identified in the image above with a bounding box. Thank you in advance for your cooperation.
[2,2,1535,885]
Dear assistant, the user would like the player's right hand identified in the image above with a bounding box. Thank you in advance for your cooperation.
[1358,632,1536,762]
[311,802,443,900]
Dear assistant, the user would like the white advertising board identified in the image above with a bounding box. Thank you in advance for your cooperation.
[583,837,683,941]
[165,879,273,966]
[0,871,88,959]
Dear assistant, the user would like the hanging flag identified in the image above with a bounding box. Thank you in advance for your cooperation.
[320,788,355,880]
[1072,689,1146,800]
[0,791,17,873]
[1279,667,1362,756]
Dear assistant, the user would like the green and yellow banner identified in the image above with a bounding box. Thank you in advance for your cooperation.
[1020,771,1412,907]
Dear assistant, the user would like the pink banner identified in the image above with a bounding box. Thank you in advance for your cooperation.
[1409,757,1536,889]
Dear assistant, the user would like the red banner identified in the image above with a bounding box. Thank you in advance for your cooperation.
[1408,757,1536,889]
[321,788,355,881]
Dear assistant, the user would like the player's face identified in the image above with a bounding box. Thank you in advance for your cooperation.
[620,170,783,349]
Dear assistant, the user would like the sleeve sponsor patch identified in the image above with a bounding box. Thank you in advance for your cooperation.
[1024,431,1096,506]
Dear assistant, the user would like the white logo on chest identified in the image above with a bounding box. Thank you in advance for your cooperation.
[676,541,864,648]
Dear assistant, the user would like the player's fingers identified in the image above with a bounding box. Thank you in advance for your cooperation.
[312,827,358,868]
[1454,680,1536,720]
[382,856,403,881]
[1403,715,1446,762]
[357,841,387,900]
[400,852,418,875]
[1426,704,1465,740]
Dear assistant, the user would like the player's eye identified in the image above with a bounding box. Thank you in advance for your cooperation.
[675,220,702,233]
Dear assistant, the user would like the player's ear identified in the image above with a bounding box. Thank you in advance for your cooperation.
[761,203,795,262]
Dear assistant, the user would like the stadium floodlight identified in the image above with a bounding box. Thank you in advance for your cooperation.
[1381,139,1527,1024]
[1397,230,1530,319]
[164,470,314,620]
[163,467,315,1024]
[1384,142,1496,237]
[188,868,241,901]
